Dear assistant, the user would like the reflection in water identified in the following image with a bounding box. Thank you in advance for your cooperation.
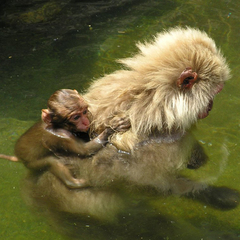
[1,0,240,239]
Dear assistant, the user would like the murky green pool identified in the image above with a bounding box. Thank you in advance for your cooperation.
[1,0,240,239]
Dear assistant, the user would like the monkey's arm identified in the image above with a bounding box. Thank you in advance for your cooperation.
[187,141,208,169]
[69,126,127,156]
[44,116,131,157]
[73,114,131,156]
[43,127,113,157]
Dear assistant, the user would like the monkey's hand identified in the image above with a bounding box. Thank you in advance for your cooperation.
[109,115,131,132]
[96,128,115,145]
[94,115,131,146]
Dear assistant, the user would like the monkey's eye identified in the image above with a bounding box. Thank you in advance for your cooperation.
[72,115,80,121]
[83,110,88,115]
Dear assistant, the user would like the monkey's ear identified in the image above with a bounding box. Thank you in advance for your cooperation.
[177,67,198,90]
[41,109,52,126]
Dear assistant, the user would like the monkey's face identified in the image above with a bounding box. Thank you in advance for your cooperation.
[68,107,90,133]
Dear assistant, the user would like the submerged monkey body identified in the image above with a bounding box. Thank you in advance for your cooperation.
[26,131,205,223]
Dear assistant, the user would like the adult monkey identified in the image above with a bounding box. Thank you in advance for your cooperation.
[23,27,239,226]
[85,27,230,152]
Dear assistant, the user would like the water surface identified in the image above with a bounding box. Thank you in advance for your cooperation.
[1,0,240,239]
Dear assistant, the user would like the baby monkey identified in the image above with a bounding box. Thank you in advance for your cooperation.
[1,89,130,188]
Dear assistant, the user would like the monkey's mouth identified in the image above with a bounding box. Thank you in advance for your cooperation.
[198,82,224,119]
[198,100,213,119]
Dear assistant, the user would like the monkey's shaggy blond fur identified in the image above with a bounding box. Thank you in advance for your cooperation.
[84,27,230,151]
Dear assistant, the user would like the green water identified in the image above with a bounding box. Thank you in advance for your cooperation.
[1,0,240,239]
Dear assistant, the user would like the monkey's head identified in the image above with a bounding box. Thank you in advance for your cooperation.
[42,89,91,133]
[176,66,222,119]
[119,27,231,135]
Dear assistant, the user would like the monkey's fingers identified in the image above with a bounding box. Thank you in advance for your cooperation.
[116,124,131,132]
[113,119,131,132]
[67,178,90,189]
[0,154,19,162]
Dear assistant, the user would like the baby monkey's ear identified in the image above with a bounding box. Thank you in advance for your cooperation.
[41,109,53,126]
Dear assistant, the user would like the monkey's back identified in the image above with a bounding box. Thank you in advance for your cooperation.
[15,121,50,164]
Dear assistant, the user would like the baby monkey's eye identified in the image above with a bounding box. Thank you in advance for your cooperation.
[72,115,80,120]
[83,110,88,115]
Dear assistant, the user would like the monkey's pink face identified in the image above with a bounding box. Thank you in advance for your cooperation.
[69,107,90,132]
[198,82,224,119]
